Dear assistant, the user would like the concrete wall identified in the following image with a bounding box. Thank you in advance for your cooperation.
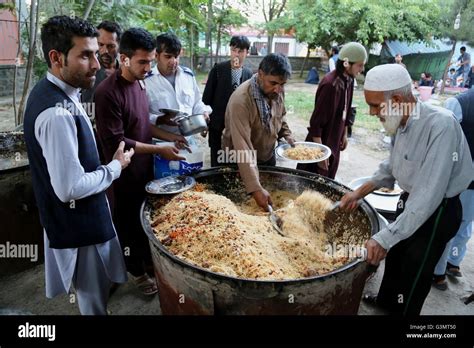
[0,65,26,98]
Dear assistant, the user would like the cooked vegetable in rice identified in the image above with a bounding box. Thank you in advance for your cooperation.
[151,189,350,280]
[283,145,324,161]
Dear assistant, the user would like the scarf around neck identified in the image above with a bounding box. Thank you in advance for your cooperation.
[250,74,272,131]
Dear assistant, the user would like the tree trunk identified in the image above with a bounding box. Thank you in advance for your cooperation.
[440,39,456,95]
[267,34,273,54]
[13,0,22,124]
[203,0,213,71]
[17,0,39,126]
[216,23,222,61]
[190,24,194,70]
[83,0,96,20]
[300,46,311,78]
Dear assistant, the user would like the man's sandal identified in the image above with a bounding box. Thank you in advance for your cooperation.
[432,275,448,291]
[446,266,462,277]
[133,274,158,296]
[362,294,378,306]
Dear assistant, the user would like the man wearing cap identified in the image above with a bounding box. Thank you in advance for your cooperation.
[298,42,366,179]
[340,64,473,315]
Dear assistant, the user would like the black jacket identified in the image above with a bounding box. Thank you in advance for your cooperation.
[203,60,253,132]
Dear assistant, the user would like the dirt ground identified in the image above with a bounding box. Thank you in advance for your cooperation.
[0,80,472,316]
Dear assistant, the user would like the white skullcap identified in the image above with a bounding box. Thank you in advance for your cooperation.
[364,64,412,91]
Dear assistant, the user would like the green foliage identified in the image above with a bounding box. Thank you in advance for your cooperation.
[279,0,443,51]
[33,55,48,79]
[0,3,16,12]
[438,0,474,45]
[285,90,315,119]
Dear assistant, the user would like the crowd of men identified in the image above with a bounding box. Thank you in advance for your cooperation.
[23,15,473,316]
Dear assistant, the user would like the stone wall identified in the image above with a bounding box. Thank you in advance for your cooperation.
[180,56,329,75]
[0,65,26,98]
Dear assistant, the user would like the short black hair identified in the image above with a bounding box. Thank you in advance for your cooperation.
[258,53,292,79]
[450,68,456,72]
[119,28,155,58]
[156,33,182,56]
[230,35,250,50]
[97,20,122,41]
[460,46,466,51]
[331,46,339,54]
[41,15,98,68]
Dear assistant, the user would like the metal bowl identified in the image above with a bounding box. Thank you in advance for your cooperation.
[145,176,196,195]
[174,114,208,136]
[275,141,331,163]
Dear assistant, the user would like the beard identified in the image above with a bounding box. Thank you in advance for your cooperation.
[126,65,147,80]
[62,67,96,89]
[257,79,278,100]
[99,53,114,68]
[381,103,403,135]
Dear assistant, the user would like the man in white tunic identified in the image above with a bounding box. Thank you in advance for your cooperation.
[145,33,212,135]
[23,16,132,315]
[340,64,473,315]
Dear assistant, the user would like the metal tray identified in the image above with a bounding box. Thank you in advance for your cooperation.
[275,141,331,163]
[145,175,196,194]
[349,176,402,197]
[373,184,403,196]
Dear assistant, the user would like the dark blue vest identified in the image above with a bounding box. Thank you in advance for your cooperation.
[456,89,474,189]
[24,78,115,248]
[456,89,474,160]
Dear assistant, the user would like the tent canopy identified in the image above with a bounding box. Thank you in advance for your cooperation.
[367,39,456,81]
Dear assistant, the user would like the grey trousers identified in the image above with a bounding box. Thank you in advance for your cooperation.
[73,245,111,315]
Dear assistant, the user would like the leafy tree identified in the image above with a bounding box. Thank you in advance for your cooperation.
[436,0,474,93]
[213,1,247,57]
[260,0,287,54]
[279,0,443,55]
[438,0,474,45]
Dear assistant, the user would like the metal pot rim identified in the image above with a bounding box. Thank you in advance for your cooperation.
[141,166,379,285]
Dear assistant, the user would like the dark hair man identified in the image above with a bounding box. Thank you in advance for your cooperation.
[145,32,211,136]
[455,46,471,87]
[94,28,184,296]
[81,20,122,105]
[394,53,406,69]
[23,15,133,314]
[203,35,253,167]
[328,46,339,72]
[222,53,295,210]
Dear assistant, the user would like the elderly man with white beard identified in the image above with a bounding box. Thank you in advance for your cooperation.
[340,64,473,315]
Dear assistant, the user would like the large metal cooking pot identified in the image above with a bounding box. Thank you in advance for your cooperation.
[141,166,381,315]
[0,131,43,276]
[173,114,208,136]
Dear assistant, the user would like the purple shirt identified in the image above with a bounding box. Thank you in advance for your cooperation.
[95,69,153,193]
[299,70,353,178]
